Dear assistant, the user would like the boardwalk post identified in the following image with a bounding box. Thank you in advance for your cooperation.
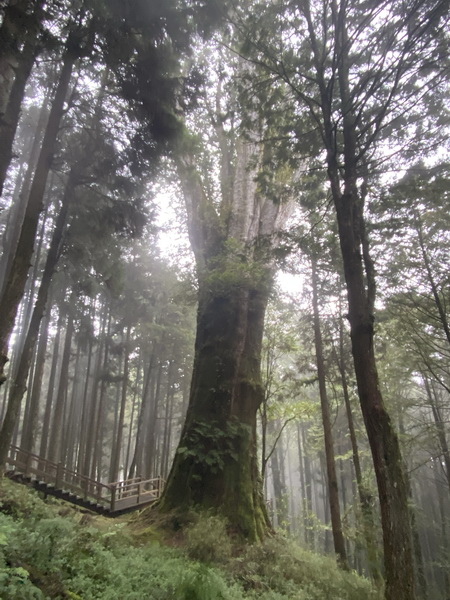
[157,476,162,498]
[24,449,32,476]
[110,484,116,512]
[55,462,63,489]
[82,476,88,501]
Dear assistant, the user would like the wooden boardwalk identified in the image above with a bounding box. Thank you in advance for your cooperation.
[5,445,164,516]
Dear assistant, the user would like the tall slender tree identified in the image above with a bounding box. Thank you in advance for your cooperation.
[239,1,449,595]
[0,20,93,386]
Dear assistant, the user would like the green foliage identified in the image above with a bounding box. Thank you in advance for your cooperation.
[0,481,379,600]
[0,514,44,599]
[231,536,380,600]
[204,238,271,296]
[0,478,53,520]
[176,419,250,476]
[184,513,232,563]
[174,563,242,600]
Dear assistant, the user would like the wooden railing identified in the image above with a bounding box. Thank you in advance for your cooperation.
[6,445,165,513]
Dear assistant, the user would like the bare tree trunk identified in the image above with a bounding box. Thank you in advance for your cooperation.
[334,307,383,584]
[20,289,51,453]
[91,311,112,481]
[0,174,72,468]
[109,324,131,483]
[144,358,164,479]
[0,30,42,196]
[48,297,75,463]
[76,308,95,474]
[268,421,289,531]
[128,347,156,478]
[0,86,50,293]
[39,304,64,459]
[124,354,142,477]
[299,423,315,550]
[63,341,82,471]
[311,255,348,567]
[0,33,78,385]
[81,306,107,477]
[161,361,176,479]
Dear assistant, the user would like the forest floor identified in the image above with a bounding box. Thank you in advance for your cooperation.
[0,478,380,600]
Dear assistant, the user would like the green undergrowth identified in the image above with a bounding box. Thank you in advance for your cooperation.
[0,479,381,600]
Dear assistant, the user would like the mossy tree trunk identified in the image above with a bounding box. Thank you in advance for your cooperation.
[155,101,292,539]
[159,265,272,540]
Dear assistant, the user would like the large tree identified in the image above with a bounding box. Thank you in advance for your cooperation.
[155,53,294,540]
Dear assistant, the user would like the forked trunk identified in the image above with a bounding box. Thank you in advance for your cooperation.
[151,85,292,538]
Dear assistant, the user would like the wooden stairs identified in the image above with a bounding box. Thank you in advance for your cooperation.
[5,445,165,516]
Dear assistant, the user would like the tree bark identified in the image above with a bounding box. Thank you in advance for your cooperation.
[109,324,131,483]
[334,309,383,584]
[157,273,272,540]
[0,0,37,122]
[334,185,415,598]
[48,297,75,463]
[0,32,78,386]
[152,104,295,537]
[0,21,43,196]
[310,255,348,568]
[38,303,64,460]
[0,172,73,469]
[268,422,289,531]
[20,288,50,454]
[81,305,107,477]
[0,86,50,294]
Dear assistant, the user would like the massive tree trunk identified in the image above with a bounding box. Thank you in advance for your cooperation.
[154,117,292,539]
[158,264,272,539]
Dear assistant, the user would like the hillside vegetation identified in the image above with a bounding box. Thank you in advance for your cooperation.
[0,479,379,600]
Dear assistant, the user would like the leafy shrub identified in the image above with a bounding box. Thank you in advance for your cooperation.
[174,563,244,600]
[0,513,45,599]
[231,535,381,600]
[184,512,232,563]
[0,478,52,520]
